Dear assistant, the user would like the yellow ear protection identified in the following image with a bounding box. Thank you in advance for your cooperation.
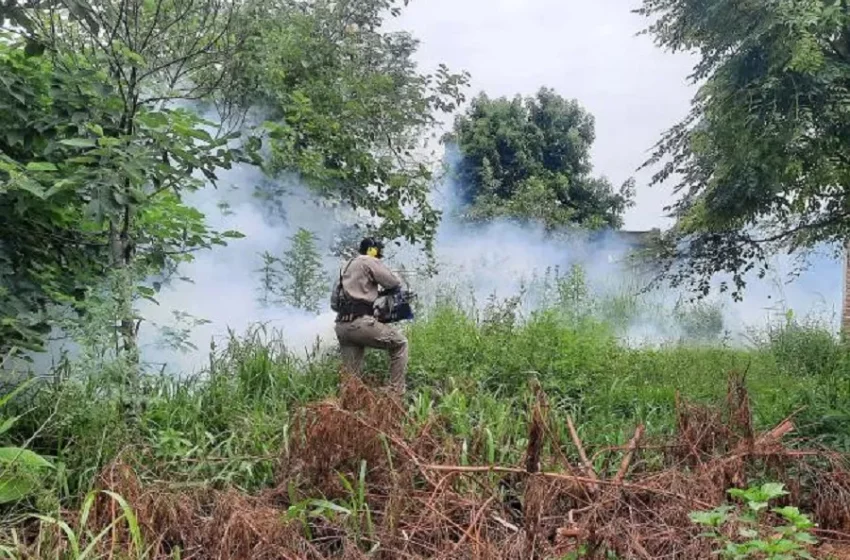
[360,236,384,258]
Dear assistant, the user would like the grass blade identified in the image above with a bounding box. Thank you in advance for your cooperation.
[29,514,80,558]
[102,490,144,555]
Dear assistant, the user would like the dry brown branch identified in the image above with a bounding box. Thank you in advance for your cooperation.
[322,401,439,487]
[421,464,715,509]
[567,414,599,492]
[614,424,645,484]
[453,496,495,550]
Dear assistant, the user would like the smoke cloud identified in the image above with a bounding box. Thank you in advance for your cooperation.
[130,143,844,375]
[21,104,842,375]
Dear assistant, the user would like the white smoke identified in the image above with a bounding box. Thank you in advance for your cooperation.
[21,103,843,376]
[136,165,345,375]
[129,139,844,376]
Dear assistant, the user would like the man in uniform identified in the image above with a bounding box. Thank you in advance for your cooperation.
[331,237,409,393]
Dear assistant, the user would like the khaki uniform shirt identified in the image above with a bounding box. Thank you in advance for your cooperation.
[340,255,401,303]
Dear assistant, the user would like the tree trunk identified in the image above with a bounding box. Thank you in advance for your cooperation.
[114,85,141,370]
[109,212,142,426]
[109,213,139,367]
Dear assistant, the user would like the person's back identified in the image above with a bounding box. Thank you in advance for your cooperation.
[332,238,409,393]
[340,254,400,306]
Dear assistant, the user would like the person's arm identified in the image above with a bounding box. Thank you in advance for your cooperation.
[369,259,402,292]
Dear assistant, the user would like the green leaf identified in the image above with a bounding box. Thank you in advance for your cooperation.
[78,490,99,529]
[137,111,169,129]
[0,447,54,469]
[59,138,97,148]
[689,507,731,528]
[65,156,97,164]
[137,286,155,297]
[760,483,788,500]
[0,378,36,408]
[15,177,45,197]
[794,533,817,544]
[25,162,57,172]
[186,128,213,142]
[749,501,769,512]
[0,416,20,436]
[309,499,351,516]
[43,180,74,198]
[29,514,80,557]
[101,490,143,554]
[97,137,121,148]
[0,473,37,504]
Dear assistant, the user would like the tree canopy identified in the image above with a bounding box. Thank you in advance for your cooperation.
[637,0,850,298]
[448,87,635,230]
[225,0,469,249]
[1,0,257,358]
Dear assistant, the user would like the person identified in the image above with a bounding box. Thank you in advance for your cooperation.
[331,237,409,393]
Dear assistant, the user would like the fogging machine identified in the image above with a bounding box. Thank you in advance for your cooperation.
[374,269,416,323]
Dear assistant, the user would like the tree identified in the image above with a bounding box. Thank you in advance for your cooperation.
[226,0,470,252]
[256,251,287,308]
[448,87,635,230]
[0,0,255,360]
[278,228,328,313]
[254,229,328,313]
[0,46,105,354]
[636,0,850,299]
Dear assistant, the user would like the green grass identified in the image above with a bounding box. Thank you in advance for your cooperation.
[3,289,850,536]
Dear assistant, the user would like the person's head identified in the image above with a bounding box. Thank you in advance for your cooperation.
[358,237,384,259]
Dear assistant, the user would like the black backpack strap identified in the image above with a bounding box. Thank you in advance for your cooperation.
[338,257,355,297]
[336,257,373,321]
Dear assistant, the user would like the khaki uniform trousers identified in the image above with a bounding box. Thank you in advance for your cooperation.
[334,315,408,391]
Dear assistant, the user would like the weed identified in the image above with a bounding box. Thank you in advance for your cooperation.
[691,483,818,559]
[2,288,850,557]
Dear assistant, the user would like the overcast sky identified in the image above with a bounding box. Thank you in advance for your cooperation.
[392,0,698,231]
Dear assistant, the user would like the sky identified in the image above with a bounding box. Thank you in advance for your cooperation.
[392,0,699,231]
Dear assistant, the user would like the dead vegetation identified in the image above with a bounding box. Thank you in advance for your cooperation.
[11,373,850,559]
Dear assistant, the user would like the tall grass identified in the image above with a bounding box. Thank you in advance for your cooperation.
[2,274,850,555]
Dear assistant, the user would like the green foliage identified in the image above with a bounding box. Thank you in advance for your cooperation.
[256,251,287,308]
[284,461,375,548]
[231,0,470,252]
[0,3,254,357]
[0,46,111,353]
[756,311,844,378]
[690,483,817,559]
[279,229,328,313]
[673,299,726,342]
[2,281,850,549]
[257,228,329,313]
[449,87,635,230]
[0,376,53,505]
[637,0,850,299]
[256,228,328,313]
[28,489,145,560]
[152,311,212,353]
